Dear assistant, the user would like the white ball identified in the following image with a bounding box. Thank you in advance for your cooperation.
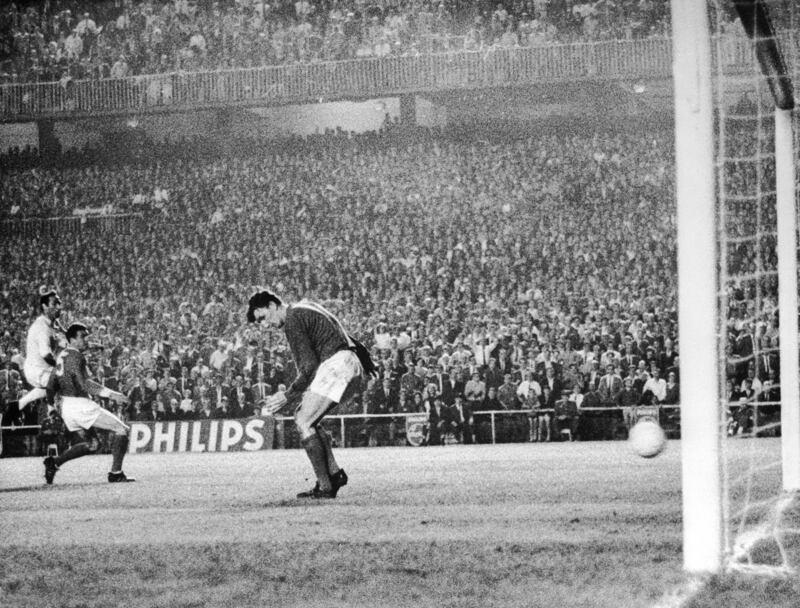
[629,419,667,458]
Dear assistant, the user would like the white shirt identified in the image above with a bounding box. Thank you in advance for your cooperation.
[643,376,667,402]
[210,349,228,371]
[75,17,100,36]
[189,33,206,51]
[25,315,57,374]
[64,33,83,58]
[517,379,542,400]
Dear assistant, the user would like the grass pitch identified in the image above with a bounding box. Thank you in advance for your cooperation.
[1,439,798,608]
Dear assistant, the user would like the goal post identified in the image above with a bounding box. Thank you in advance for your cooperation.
[775,106,800,493]
[672,0,800,575]
[670,0,725,575]
[732,0,800,494]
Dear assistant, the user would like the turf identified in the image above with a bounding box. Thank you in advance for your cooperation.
[0,440,797,608]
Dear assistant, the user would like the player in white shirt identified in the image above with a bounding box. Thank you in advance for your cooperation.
[19,290,63,411]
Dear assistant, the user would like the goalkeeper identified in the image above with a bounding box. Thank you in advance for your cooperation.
[43,323,135,485]
[247,289,377,499]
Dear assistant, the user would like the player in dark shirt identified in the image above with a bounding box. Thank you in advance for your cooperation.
[43,323,134,484]
[247,290,376,499]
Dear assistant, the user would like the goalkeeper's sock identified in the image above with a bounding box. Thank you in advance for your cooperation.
[316,427,340,476]
[19,388,47,409]
[111,434,129,473]
[301,434,332,492]
[55,442,92,467]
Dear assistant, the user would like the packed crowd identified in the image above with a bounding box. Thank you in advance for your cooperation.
[0,119,781,444]
[0,0,675,84]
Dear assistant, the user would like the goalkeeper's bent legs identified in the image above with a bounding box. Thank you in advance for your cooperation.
[296,392,335,492]
[316,426,340,476]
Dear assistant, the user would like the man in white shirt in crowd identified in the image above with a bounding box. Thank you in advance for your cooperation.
[642,365,667,404]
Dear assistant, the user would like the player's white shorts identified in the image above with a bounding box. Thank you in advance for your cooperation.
[23,364,52,389]
[308,350,363,403]
[61,396,129,434]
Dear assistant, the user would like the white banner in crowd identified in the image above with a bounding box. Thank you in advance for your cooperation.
[128,417,275,454]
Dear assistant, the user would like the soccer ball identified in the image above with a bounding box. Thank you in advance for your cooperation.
[629,419,667,458]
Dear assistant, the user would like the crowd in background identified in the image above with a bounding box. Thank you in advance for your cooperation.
[0,0,677,84]
[0,113,782,445]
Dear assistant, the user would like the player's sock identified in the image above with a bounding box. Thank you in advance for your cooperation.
[19,387,47,409]
[111,434,129,473]
[316,427,340,476]
[301,434,332,492]
[55,442,92,466]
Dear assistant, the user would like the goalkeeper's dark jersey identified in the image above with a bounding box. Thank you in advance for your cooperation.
[283,301,350,403]
[53,347,90,398]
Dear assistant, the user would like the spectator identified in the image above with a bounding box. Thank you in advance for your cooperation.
[641,366,667,405]
[616,376,640,430]
[553,389,580,441]
[12,121,792,443]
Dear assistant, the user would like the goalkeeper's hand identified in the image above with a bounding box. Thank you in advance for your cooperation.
[262,391,287,416]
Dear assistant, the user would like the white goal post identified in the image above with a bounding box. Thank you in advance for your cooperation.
[671,0,724,575]
[671,0,800,575]
[775,106,800,493]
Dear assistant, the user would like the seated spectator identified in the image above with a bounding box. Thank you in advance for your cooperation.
[553,389,580,441]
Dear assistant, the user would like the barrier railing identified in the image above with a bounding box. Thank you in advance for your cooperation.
[0,33,762,122]
[0,212,143,237]
[5,402,785,458]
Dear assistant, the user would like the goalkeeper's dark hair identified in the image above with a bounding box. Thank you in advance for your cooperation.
[246,290,283,323]
[65,323,90,342]
[39,288,61,311]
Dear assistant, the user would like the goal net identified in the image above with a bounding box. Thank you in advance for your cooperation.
[714,0,800,575]
[673,0,800,575]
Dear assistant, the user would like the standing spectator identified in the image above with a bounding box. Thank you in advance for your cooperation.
[642,366,667,404]
[496,373,518,410]
[452,394,475,444]
[598,363,622,406]
[616,376,640,430]
[516,369,541,409]
[110,55,129,79]
[529,385,552,442]
[426,395,447,446]
[209,341,229,373]
[662,371,680,406]
[484,358,504,390]
[540,366,561,403]
[464,370,486,413]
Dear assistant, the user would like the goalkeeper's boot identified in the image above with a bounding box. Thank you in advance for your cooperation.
[108,471,136,483]
[43,456,59,485]
[297,474,335,499]
[298,469,348,499]
[330,469,348,497]
[296,485,336,499]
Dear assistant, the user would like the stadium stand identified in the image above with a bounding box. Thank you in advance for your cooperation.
[0,114,779,450]
[0,0,672,84]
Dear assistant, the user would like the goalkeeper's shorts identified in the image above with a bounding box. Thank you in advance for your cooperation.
[308,350,363,403]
